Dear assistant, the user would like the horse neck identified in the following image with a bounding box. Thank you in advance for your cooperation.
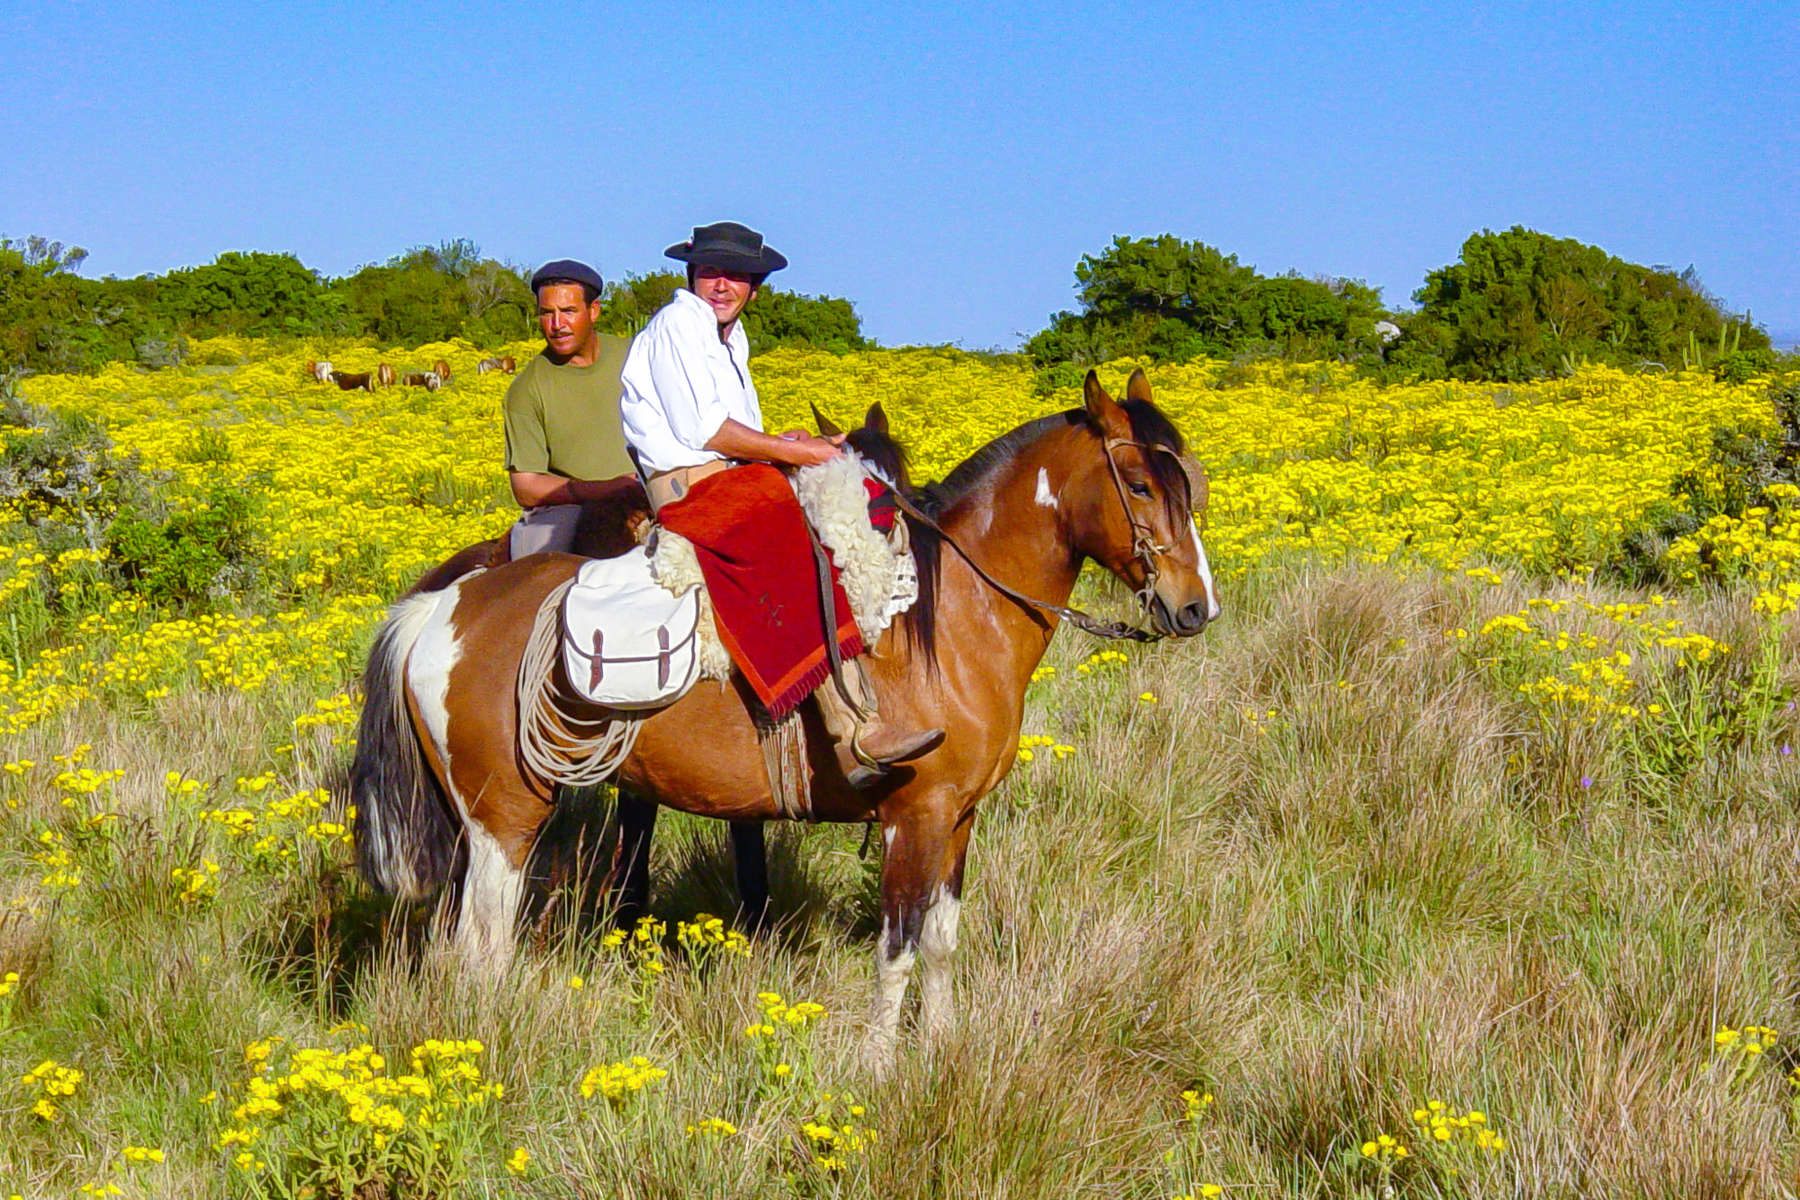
[928,430,1088,668]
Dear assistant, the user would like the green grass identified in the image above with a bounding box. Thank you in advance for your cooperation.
[0,562,1797,1197]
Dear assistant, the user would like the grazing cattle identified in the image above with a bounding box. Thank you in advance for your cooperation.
[331,371,376,393]
[309,360,334,383]
[377,363,396,388]
[477,355,518,375]
[432,358,451,384]
[401,372,442,392]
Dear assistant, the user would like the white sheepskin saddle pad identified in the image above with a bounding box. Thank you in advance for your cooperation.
[649,453,918,684]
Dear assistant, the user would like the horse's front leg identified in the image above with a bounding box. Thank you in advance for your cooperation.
[917,813,974,1042]
[864,791,964,1075]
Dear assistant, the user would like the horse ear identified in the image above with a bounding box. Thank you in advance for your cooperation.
[1082,370,1130,436]
[863,402,889,436]
[1126,368,1153,406]
[810,403,844,438]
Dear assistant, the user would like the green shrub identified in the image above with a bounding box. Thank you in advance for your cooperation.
[1713,348,1778,385]
[105,488,259,610]
[0,391,159,552]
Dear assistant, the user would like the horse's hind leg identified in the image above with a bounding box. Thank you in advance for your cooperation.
[730,821,770,934]
[452,808,527,973]
[610,789,658,927]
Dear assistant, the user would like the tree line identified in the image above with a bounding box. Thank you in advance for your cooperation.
[1027,228,1778,383]
[1,227,1781,382]
[0,237,868,375]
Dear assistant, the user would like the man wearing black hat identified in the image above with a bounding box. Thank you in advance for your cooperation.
[621,222,942,786]
[620,222,841,503]
[503,259,639,558]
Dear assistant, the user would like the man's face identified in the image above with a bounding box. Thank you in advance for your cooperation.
[537,283,601,359]
[692,266,758,330]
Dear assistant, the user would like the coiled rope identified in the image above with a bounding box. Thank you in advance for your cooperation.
[515,576,644,788]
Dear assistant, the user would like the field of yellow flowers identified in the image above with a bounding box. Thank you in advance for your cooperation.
[0,339,1797,1197]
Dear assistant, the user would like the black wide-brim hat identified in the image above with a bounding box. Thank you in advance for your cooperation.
[664,221,788,275]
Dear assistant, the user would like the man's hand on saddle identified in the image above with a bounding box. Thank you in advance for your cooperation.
[775,429,846,467]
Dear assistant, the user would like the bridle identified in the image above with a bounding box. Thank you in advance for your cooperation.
[1099,435,1197,631]
[888,430,1205,643]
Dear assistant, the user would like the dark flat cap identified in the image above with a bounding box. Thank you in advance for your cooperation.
[664,221,787,274]
[529,259,606,296]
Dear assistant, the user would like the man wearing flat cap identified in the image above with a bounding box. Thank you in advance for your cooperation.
[503,259,639,558]
[621,222,942,786]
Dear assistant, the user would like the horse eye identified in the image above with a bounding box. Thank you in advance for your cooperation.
[1127,481,1152,498]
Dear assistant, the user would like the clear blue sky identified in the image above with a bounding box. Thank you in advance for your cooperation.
[3,1,1795,348]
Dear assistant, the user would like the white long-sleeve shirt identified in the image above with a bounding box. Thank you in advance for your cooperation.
[619,288,761,476]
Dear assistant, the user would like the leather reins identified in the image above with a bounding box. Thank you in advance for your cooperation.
[886,433,1199,644]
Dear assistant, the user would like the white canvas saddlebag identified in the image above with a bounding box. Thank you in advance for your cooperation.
[560,550,703,709]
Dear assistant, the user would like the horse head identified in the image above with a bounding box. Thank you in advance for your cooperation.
[1075,369,1220,637]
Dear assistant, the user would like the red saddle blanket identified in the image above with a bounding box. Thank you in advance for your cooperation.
[657,464,863,719]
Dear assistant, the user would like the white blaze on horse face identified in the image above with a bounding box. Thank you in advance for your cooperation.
[1190,521,1221,621]
[1035,467,1057,510]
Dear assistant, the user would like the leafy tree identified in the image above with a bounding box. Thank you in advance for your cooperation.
[152,251,337,338]
[462,259,534,340]
[331,242,532,345]
[2,236,865,369]
[1027,234,1390,367]
[594,270,869,354]
[1405,226,1770,380]
[334,259,469,345]
[743,287,868,353]
[594,271,683,337]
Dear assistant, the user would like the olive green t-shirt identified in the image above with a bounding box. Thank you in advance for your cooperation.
[502,336,636,481]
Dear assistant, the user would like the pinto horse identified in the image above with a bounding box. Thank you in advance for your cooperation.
[350,369,1219,1066]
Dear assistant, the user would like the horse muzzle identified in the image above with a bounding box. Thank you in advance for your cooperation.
[1149,592,1214,638]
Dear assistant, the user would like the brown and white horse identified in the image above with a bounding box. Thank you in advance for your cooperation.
[350,370,1219,1065]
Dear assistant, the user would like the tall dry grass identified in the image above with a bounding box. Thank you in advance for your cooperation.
[1,562,1797,1197]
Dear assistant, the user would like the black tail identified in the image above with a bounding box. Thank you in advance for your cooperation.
[350,592,462,899]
